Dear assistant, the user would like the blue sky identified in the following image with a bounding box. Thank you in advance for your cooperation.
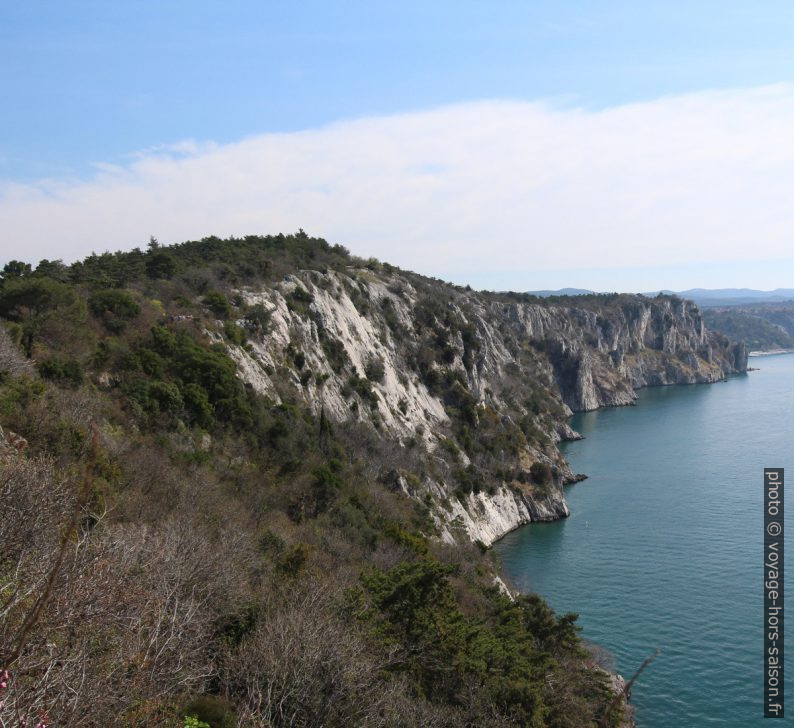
[3,1,794,291]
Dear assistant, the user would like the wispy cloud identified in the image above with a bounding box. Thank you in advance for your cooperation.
[3,85,794,289]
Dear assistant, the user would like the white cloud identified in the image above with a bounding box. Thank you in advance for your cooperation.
[3,85,794,289]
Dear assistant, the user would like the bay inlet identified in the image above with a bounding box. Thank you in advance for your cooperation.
[496,353,794,727]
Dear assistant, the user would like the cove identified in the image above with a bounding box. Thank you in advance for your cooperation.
[495,353,794,727]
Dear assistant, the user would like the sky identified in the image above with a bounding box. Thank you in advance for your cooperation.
[3,1,794,292]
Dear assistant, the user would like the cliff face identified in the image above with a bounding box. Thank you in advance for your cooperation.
[514,296,748,410]
[226,267,746,545]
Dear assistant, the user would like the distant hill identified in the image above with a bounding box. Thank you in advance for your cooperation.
[530,287,794,308]
[528,287,595,297]
[643,288,794,308]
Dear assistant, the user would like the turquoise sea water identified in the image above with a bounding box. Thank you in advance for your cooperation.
[495,353,794,727]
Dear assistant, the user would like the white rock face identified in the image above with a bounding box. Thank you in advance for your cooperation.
[454,485,568,546]
[236,272,448,447]
[221,267,746,547]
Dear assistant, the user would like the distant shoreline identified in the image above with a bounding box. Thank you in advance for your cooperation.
[748,348,794,357]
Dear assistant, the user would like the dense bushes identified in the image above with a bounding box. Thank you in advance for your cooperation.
[37,356,84,386]
[355,556,621,726]
[88,289,141,332]
[113,325,252,429]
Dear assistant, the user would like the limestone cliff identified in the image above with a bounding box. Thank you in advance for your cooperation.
[221,266,746,546]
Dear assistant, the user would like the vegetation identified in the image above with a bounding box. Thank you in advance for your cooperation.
[0,234,624,727]
[703,304,794,351]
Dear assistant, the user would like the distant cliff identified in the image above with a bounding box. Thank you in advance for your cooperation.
[227,268,747,545]
[703,302,794,352]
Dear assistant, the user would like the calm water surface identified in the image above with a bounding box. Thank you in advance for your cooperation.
[495,353,794,727]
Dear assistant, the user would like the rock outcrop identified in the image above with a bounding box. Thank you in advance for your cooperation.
[223,267,746,546]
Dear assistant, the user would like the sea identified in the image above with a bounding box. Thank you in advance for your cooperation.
[495,353,794,727]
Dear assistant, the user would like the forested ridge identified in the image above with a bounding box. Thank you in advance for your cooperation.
[0,233,626,727]
[702,302,794,351]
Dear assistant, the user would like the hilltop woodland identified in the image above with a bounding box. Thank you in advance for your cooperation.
[0,233,625,727]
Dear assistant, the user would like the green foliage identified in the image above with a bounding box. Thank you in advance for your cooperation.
[243,303,271,332]
[117,325,252,429]
[0,374,45,417]
[275,543,312,576]
[286,285,314,315]
[343,375,378,407]
[203,290,232,319]
[454,463,486,496]
[223,321,246,345]
[311,462,344,513]
[530,461,553,486]
[146,380,184,413]
[182,695,235,728]
[291,285,314,304]
[1,260,32,280]
[183,716,210,728]
[145,250,178,279]
[38,356,84,387]
[356,555,613,726]
[318,326,349,373]
[364,356,385,383]
[519,414,548,446]
[379,297,406,337]
[703,306,794,351]
[32,258,69,281]
[0,277,84,355]
[88,289,141,332]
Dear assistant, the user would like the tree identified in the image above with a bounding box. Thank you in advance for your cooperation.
[145,251,178,280]
[32,259,69,282]
[1,260,32,282]
[0,278,83,356]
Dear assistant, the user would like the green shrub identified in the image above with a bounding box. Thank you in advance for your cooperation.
[88,289,140,332]
[183,717,210,728]
[147,380,184,414]
[182,696,235,728]
[318,328,349,373]
[223,321,246,345]
[182,382,213,426]
[0,374,45,417]
[118,325,252,429]
[202,290,232,319]
[291,285,314,304]
[276,543,312,576]
[243,303,271,332]
[145,251,177,279]
[530,461,553,486]
[0,277,85,355]
[364,356,385,383]
[311,462,343,513]
[343,375,378,407]
[38,356,84,387]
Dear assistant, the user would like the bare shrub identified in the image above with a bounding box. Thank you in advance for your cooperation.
[0,326,33,377]
[223,577,406,727]
[0,445,250,726]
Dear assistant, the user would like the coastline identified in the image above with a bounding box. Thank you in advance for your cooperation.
[749,348,794,357]
[490,374,745,728]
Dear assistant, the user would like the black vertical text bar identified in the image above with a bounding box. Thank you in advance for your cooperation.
[765,468,784,718]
